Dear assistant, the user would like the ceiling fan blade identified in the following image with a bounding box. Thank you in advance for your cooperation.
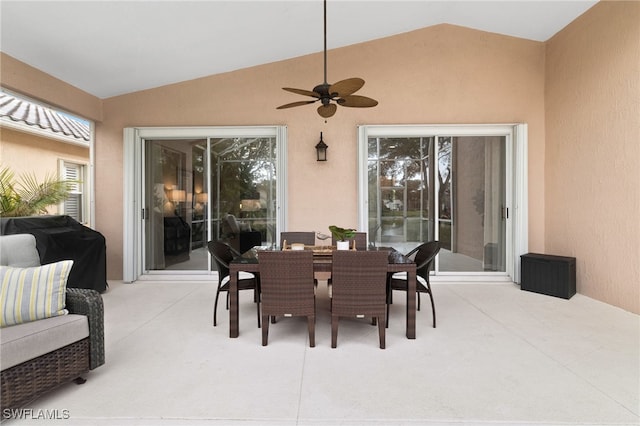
[317,103,337,118]
[329,78,365,97]
[277,100,317,109]
[337,95,378,108]
[282,87,321,98]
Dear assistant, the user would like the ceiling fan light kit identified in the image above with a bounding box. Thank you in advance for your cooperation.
[277,0,378,119]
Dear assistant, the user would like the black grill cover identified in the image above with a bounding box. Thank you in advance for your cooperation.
[1,215,108,293]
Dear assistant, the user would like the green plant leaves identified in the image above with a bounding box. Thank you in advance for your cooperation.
[328,225,356,242]
[0,166,76,217]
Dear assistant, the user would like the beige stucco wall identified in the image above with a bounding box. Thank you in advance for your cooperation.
[3,9,635,314]
[98,24,546,279]
[545,1,640,314]
[0,128,90,215]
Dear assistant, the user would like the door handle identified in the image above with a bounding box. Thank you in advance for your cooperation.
[501,207,509,220]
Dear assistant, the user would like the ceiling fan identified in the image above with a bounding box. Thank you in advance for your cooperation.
[276,0,378,119]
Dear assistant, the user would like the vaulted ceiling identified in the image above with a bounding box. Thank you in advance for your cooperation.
[0,1,597,99]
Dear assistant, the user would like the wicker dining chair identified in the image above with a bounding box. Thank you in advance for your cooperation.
[331,250,389,349]
[279,231,315,248]
[387,241,440,328]
[326,232,369,291]
[207,240,261,328]
[331,232,368,250]
[280,231,322,286]
[258,250,316,347]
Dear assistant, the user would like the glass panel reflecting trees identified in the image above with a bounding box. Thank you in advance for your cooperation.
[367,134,506,273]
[368,137,434,248]
[210,137,277,247]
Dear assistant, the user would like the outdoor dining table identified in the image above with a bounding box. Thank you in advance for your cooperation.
[228,245,418,339]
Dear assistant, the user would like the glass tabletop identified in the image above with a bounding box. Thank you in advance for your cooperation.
[232,245,412,265]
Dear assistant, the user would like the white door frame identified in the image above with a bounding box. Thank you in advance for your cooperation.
[357,124,528,282]
[123,126,287,283]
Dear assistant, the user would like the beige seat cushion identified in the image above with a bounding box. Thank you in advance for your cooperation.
[0,234,40,267]
[0,314,89,370]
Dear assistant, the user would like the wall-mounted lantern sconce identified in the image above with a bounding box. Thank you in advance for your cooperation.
[315,132,328,161]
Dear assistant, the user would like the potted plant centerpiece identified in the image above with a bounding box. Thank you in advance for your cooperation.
[329,225,356,250]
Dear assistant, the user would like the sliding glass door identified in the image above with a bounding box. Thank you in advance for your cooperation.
[435,135,507,272]
[144,139,207,271]
[359,125,524,279]
[366,136,434,252]
[209,136,277,250]
[123,126,286,281]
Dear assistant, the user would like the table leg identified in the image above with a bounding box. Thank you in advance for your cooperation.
[229,267,239,338]
[406,267,416,339]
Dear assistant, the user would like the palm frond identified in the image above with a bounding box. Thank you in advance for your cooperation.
[0,166,76,217]
[17,172,74,215]
[0,166,20,215]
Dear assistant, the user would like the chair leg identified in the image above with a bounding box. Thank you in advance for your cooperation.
[428,290,436,328]
[417,292,421,311]
[377,316,386,349]
[331,316,338,348]
[308,316,315,347]
[213,290,222,326]
[385,289,392,328]
[261,315,269,346]
[256,298,261,328]
[385,302,390,328]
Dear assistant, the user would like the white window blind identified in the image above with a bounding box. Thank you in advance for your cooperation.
[62,161,84,223]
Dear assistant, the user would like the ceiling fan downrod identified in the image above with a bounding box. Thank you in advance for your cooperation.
[276,0,378,118]
[323,0,327,86]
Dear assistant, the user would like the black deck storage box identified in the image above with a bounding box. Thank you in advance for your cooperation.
[520,253,576,299]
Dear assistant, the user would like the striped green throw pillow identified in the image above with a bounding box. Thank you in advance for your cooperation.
[0,260,74,327]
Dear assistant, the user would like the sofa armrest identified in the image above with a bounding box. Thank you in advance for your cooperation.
[65,288,105,370]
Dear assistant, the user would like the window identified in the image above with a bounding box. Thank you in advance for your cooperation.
[60,161,87,224]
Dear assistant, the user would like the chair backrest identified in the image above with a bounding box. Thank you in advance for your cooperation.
[331,232,367,250]
[222,214,240,235]
[224,213,253,232]
[258,250,315,316]
[207,240,238,280]
[414,241,440,280]
[331,250,389,316]
[280,232,315,248]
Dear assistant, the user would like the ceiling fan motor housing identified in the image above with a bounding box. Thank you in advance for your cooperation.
[313,84,332,105]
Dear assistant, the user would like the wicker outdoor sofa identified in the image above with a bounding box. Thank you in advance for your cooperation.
[0,234,105,412]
